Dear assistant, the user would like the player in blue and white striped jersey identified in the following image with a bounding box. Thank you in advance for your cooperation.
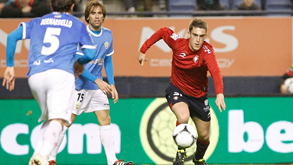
[48,1,133,165]
[2,0,95,165]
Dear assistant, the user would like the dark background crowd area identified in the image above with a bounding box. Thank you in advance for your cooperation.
[0,0,293,18]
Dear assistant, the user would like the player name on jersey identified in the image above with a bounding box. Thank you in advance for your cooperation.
[40,18,72,28]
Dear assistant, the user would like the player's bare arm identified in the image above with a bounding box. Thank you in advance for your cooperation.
[2,67,15,91]
[215,93,226,112]
[94,78,112,94]
[137,52,147,66]
[110,84,119,104]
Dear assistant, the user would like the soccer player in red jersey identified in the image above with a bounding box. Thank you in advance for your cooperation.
[138,18,226,165]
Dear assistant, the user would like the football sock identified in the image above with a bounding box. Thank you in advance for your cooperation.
[40,120,62,160]
[32,120,50,157]
[176,120,180,126]
[49,125,68,161]
[195,138,210,160]
[99,125,117,165]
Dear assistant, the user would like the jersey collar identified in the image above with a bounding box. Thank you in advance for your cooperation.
[87,25,103,37]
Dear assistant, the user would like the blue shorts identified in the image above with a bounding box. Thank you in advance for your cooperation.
[165,82,211,121]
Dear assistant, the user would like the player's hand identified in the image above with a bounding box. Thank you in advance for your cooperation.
[94,78,112,94]
[2,67,15,91]
[110,84,119,104]
[215,93,226,112]
[280,84,289,94]
[137,52,147,66]
[74,61,84,78]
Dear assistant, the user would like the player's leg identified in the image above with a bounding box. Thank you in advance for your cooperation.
[49,88,89,165]
[94,110,133,165]
[29,119,50,165]
[172,102,190,124]
[91,90,133,165]
[191,117,210,165]
[28,71,51,165]
[42,69,74,159]
[165,83,190,165]
[171,102,190,165]
[94,109,117,165]
[165,82,190,124]
[40,119,65,157]
[49,114,77,165]
[95,109,111,125]
[29,119,65,165]
[28,83,48,158]
[189,95,211,165]
[29,69,75,165]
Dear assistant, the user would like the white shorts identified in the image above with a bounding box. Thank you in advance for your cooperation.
[28,69,75,124]
[72,89,110,115]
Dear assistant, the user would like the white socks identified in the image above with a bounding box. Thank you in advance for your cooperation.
[100,125,117,165]
[49,125,68,161]
[39,120,62,159]
[44,123,117,165]
[32,120,50,157]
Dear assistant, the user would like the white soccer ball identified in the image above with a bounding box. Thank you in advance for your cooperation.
[172,124,198,148]
[284,78,293,94]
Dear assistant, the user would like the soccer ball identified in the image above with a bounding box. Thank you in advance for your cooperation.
[284,78,293,94]
[172,124,197,148]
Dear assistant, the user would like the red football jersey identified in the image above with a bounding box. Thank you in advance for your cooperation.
[140,27,223,98]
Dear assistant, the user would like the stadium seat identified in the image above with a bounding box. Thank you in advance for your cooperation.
[168,0,197,17]
[220,0,231,10]
[232,0,262,10]
[265,0,292,16]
